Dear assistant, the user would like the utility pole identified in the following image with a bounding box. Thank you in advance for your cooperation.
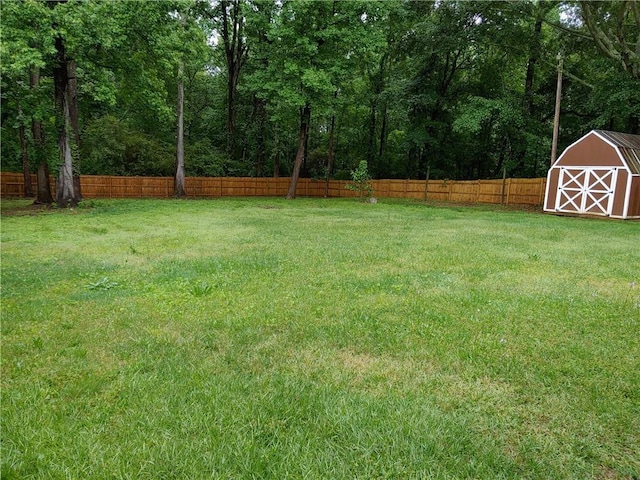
[550,53,563,165]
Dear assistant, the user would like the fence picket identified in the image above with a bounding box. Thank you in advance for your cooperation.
[0,172,546,206]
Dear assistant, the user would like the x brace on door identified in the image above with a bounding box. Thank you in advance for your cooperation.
[555,167,618,216]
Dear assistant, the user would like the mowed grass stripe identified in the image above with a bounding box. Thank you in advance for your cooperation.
[1,198,638,479]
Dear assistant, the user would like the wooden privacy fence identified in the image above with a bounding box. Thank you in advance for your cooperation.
[0,173,547,206]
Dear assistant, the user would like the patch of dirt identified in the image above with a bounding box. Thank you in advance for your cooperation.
[422,199,545,214]
[596,466,636,480]
[0,202,56,217]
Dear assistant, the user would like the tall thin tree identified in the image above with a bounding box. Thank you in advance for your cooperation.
[220,0,248,155]
[286,105,310,199]
[174,61,186,197]
[31,68,53,204]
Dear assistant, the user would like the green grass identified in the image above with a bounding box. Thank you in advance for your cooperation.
[1,197,639,479]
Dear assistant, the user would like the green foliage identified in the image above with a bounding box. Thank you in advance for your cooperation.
[81,116,173,176]
[0,0,53,77]
[346,160,373,199]
[184,141,227,177]
[305,147,329,179]
[453,98,522,136]
[588,70,640,131]
[0,1,57,173]
[1,0,638,183]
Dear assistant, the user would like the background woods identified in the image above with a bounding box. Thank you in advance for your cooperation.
[2,0,639,201]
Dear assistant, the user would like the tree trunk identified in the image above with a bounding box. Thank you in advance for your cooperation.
[524,16,543,115]
[370,51,389,176]
[55,104,76,207]
[377,104,388,177]
[580,1,639,80]
[629,114,639,135]
[252,95,267,177]
[256,143,265,178]
[286,105,310,200]
[273,149,280,178]
[55,98,76,208]
[35,162,53,205]
[221,0,248,158]
[31,68,53,204]
[18,101,33,197]
[550,54,563,166]
[19,125,33,197]
[227,66,238,136]
[366,99,377,166]
[67,59,82,200]
[174,69,186,197]
[324,113,336,197]
[66,60,81,148]
[53,34,77,208]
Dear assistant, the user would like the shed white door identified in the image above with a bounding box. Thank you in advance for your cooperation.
[555,167,618,216]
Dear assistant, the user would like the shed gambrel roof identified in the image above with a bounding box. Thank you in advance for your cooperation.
[593,130,640,175]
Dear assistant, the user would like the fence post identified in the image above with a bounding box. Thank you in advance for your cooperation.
[501,168,507,205]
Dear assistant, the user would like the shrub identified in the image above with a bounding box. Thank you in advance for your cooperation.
[346,160,373,200]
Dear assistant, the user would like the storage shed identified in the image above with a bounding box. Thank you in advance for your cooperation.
[544,130,640,219]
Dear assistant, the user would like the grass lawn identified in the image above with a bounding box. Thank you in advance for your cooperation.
[1,197,639,479]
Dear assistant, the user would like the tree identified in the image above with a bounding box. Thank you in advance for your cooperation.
[346,160,373,200]
[244,0,332,198]
[2,0,636,187]
[400,1,481,178]
[52,14,78,208]
[218,0,248,144]
[244,0,385,198]
[545,1,639,133]
[579,1,640,132]
[175,61,187,197]
[30,68,54,204]
[580,1,640,80]
[0,0,55,202]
